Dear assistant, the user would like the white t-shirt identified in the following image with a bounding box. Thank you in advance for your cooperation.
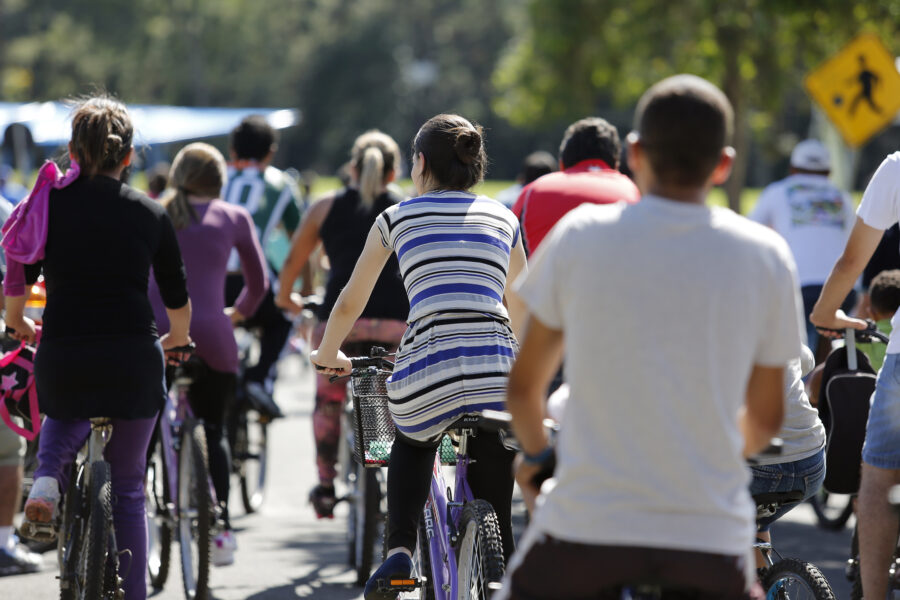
[515,196,803,558]
[749,173,855,287]
[857,152,900,354]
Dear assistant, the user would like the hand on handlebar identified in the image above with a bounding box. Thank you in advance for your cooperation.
[274,291,305,317]
[310,349,351,376]
[810,308,867,338]
[160,333,194,365]
[4,316,36,345]
[224,306,245,327]
[514,454,551,515]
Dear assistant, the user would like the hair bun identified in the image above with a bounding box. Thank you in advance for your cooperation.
[453,128,481,164]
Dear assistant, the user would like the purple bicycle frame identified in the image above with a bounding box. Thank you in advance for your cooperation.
[156,379,218,511]
[420,450,475,600]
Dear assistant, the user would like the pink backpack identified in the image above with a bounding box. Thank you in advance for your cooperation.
[0,335,40,441]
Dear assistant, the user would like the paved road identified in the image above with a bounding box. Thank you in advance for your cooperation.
[0,354,855,598]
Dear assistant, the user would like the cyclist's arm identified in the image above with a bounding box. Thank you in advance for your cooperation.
[740,364,784,457]
[275,196,331,314]
[231,208,269,322]
[311,223,392,371]
[504,236,528,339]
[162,300,192,350]
[810,217,882,331]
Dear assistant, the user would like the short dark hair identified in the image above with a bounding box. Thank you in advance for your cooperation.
[634,74,733,187]
[230,115,277,161]
[559,117,620,169]
[521,151,556,185]
[413,114,486,191]
[870,269,900,317]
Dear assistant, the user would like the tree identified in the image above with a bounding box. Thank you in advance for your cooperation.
[493,0,900,209]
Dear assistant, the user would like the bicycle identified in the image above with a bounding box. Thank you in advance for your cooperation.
[145,347,217,600]
[22,418,124,600]
[339,349,520,600]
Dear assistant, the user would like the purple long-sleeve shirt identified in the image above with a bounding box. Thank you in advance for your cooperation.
[150,200,268,373]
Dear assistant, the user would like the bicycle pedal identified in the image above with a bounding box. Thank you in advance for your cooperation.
[378,577,420,592]
[20,520,58,543]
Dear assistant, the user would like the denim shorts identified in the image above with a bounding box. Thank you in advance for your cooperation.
[862,353,900,469]
[749,448,826,531]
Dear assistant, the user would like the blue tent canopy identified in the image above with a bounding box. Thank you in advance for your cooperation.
[0,102,300,147]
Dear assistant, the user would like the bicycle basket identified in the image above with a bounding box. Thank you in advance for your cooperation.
[351,368,395,467]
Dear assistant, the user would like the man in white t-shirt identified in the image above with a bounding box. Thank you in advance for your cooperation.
[499,74,803,599]
[811,151,900,600]
[750,139,855,357]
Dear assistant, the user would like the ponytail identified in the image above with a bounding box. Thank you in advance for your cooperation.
[358,146,384,208]
[350,129,401,208]
[162,142,227,230]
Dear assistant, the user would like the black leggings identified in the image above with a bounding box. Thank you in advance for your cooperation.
[185,364,237,530]
[386,429,516,562]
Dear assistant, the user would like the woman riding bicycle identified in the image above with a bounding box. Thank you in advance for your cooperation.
[7,95,191,600]
[310,114,527,600]
[149,142,268,566]
[275,130,409,518]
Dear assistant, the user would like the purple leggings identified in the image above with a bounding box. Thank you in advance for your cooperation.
[36,415,157,600]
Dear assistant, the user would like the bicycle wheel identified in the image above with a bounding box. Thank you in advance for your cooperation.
[178,420,212,600]
[78,461,112,600]
[146,438,173,589]
[761,558,836,600]
[347,462,382,586]
[455,499,505,600]
[236,408,268,514]
[809,490,854,531]
[59,463,85,600]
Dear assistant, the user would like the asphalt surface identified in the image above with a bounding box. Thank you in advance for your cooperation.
[0,353,855,599]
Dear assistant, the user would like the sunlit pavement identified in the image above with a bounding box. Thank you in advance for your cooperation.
[0,353,853,599]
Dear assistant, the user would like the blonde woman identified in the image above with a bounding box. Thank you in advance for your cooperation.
[149,143,268,566]
[275,130,408,518]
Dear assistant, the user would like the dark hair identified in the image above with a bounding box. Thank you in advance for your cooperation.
[70,95,133,176]
[559,118,620,169]
[147,162,170,198]
[230,115,277,161]
[413,114,486,191]
[870,269,900,317]
[521,151,556,184]
[634,74,733,187]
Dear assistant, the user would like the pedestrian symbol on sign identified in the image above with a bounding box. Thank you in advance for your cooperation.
[847,55,881,116]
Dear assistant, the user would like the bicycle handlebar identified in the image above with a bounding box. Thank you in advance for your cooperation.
[817,319,889,344]
[321,346,395,381]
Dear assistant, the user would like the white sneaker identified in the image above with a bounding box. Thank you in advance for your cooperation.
[212,530,236,567]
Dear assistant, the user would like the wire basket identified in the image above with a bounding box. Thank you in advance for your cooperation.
[349,367,458,467]
[350,368,395,467]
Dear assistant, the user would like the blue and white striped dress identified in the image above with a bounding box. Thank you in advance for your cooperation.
[374,190,520,442]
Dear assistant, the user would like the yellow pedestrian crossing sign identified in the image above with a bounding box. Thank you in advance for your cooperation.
[804,33,900,148]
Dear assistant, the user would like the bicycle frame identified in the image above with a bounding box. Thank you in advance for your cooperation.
[421,429,476,600]
[156,373,219,517]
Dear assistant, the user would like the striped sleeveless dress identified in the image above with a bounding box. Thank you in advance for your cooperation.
[374,190,520,442]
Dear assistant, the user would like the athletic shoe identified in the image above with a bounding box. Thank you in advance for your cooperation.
[364,553,413,600]
[244,381,284,419]
[211,530,237,567]
[308,484,336,519]
[0,541,42,576]
[23,477,59,524]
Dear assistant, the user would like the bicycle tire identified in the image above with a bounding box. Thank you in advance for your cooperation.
[59,463,84,600]
[237,409,268,514]
[82,461,113,600]
[350,463,381,586]
[809,490,854,531]
[178,420,212,600]
[761,557,837,600]
[455,499,505,600]
[147,438,173,589]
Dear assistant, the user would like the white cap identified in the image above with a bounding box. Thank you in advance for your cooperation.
[790,139,831,172]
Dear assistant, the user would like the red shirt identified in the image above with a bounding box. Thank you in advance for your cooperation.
[511,159,640,254]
